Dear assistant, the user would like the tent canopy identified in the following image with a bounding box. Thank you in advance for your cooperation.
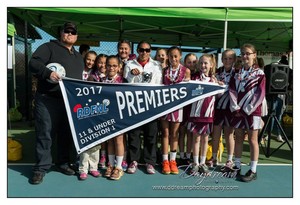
[8,7,292,52]
[8,13,42,40]
[8,23,16,37]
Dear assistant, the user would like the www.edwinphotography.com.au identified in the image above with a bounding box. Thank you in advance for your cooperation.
[152,185,239,192]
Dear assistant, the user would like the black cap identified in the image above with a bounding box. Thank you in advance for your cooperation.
[62,22,77,32]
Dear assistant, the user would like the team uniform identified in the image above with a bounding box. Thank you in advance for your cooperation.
[187,72,216,135]
[228,65,266,130]
[182,71,200,126]
[82,69,92,81]
[162,64,188,122]
[214,67,235,127]
[89,69,106,82]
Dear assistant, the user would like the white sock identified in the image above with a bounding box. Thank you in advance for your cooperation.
[115,156,124,169]
[234,158,241,168]
[193,156,199,165]
[212,153,217,160]
[108,155,115,167]
[162,154,168,161]
[170,152,177,161]
[180,152,185,159]
[250,161,258,173]
[228,155,233,161]
[200,156,206,165]
[186,153,191,159]
[101,150,106,157]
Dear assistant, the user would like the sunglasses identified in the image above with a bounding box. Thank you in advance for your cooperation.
[138,48,151,53]
[64,29,77,35]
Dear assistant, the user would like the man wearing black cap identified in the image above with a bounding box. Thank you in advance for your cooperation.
[29,22,84,184]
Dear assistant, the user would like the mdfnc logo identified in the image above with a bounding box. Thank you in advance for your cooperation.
[73,99,110,119]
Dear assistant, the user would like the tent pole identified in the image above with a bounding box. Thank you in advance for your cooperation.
[12,36,16,108]
[223,8,228,50]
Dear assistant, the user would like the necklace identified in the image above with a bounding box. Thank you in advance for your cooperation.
[168,65,181,83]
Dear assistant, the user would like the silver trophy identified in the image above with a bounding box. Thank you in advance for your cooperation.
[142,71,152,83]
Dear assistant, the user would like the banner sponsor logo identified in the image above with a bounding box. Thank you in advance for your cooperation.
[59,78,225,154]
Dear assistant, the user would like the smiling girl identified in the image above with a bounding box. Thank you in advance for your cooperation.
[160,46,190,175]
[187,54,217,175]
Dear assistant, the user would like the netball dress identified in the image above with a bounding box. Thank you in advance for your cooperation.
[162,64,188,122]
[188,72,216,135]
[229,65,266,130]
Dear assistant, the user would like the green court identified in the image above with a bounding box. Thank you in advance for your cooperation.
[7,121,293,198]
[8,164,292,197]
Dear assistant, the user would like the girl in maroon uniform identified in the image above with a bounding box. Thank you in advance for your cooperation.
[187,54,217,175]
[88,54,107,82]
[229,44,266,182]
[178,53,198,165]
[103,55,125,180]
[208,50,236,170]
[161,46,190,175]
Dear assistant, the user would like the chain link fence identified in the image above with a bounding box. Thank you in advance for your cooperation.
[10,26,208,120]
[11,27,120,120]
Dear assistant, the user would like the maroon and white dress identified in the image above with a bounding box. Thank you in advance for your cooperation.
[214,67,235,127]
[90,69,106,82]
[228,65,266,130]
[182,70,200,126]
[187,72,216,135]
[162,64,188,122]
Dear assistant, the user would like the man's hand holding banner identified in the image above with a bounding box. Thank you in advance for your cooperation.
[59,78,225,154]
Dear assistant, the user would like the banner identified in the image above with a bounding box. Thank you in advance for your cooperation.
[59,78,226,154]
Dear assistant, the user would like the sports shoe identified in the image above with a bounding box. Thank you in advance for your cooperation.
[170,160,179,174]
[99,155,106,168]
[220,160,234,172]
[29,172,44,185]
[240,169,257,182]
[121,160,128,171]
[206,158,218,168]
[57,164,75,175]
[90,170,101,177]
[127,161,138,174]
[198,164,210,175]
[110,167,124,180]
[189,163,199,175]
[79,173,88,180]
[232,166,241,176]
[162,160,171,174]
[277,135,284,142]
[104,165,113,177]
[146,163,156,174]
[178,158,191,166]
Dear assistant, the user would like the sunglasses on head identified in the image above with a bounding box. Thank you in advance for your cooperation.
[63,29,77,35]
[138,48,151,53]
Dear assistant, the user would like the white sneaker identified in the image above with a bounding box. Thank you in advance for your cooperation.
[146,163,156,174]
[277,135,284,142]
[127,161,138,174]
